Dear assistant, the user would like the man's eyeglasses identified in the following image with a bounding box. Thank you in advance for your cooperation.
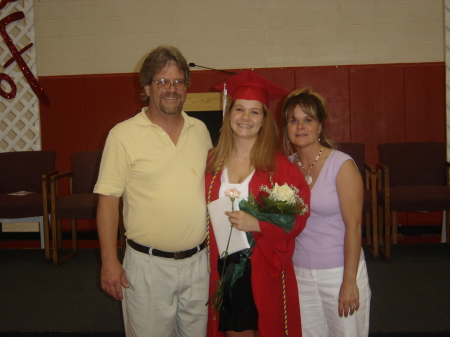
[152,79,186,91]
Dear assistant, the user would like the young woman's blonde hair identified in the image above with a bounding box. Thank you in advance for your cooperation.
[282,87,335,156]
[207,99,279,173]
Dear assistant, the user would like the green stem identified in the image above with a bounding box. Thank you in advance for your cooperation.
[216,200,234,311]
[223,200,234,255]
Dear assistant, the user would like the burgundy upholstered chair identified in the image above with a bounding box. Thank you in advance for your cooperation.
[337,142,378,260]
[377,142,450,261]
[50,150,102,266]
[0,151,56,258]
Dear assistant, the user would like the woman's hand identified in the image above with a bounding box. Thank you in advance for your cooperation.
[338,279,360,318]
[225,210,261,232]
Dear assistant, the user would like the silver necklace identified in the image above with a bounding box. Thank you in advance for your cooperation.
[295,147,323,185]
[234,150,249,160]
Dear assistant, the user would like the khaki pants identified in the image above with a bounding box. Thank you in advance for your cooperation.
[122,243,209,337]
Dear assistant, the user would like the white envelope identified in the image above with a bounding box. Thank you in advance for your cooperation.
[207,197,250,256]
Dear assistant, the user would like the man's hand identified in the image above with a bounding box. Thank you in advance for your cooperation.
[101,258,129,300]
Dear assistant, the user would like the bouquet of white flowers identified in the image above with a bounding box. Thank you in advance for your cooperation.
[239,183,308,233]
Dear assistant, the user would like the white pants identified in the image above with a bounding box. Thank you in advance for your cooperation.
[122,243,209,337]
[295,259,371,337]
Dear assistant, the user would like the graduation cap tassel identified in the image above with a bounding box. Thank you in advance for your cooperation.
[222,82,227,118]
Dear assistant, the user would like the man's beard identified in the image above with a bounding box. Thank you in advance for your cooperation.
[158,94,183,115]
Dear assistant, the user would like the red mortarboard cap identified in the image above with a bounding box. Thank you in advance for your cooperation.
[214,70,290,107]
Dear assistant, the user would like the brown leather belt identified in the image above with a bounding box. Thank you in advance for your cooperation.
[127,239,206,260]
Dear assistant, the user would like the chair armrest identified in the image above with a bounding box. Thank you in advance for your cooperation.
[363,163,376,189]
[50,171,73,182]
[364,163,376,174]
[376,162,389,191]
[50,171,74,199]
[42,170,58,182]
[376,162,389,171]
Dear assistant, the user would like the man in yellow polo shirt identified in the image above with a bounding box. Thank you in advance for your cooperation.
[94,45,212,337]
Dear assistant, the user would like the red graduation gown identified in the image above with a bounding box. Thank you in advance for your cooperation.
[206,153,310,337]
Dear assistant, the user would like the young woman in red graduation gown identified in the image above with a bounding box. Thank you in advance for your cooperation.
[206,71,310,337]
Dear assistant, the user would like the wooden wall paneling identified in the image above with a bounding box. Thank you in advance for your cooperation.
[189,70,238,93]
[404,63,446,142]
[39,76,86,173]
[294,67,351,142]
[349,65,406,166]
[83,73,143,152]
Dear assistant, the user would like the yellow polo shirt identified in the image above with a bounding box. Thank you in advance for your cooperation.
[94,108,212,251]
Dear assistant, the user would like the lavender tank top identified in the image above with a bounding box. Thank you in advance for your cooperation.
[290,150,365,269]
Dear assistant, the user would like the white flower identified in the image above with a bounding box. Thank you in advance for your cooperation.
[260,183,300,206]
[272,183,296,203]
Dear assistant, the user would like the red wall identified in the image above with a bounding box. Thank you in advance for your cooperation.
[38,62,446,230]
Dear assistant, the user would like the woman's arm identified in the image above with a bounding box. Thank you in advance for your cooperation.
[336,159,364,318]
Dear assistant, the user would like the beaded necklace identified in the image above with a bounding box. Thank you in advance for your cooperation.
[295,147,323,185]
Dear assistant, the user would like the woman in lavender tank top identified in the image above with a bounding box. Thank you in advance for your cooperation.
[281,87,371,337]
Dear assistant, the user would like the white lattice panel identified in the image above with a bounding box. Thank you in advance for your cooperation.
[0,0,40,152]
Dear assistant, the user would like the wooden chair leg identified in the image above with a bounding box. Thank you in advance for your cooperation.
[384,208,391,261]
[365,212,371,245]
[365,210,379,261]
[44,214,51,263]
[377,206,384,245]
[52,218,59,266]
[391,211,399,244]
[390,211,404,244]
[378,203,391,261]
[57,218,63,250]
[52,218,78,266]
[371,204,378,261]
